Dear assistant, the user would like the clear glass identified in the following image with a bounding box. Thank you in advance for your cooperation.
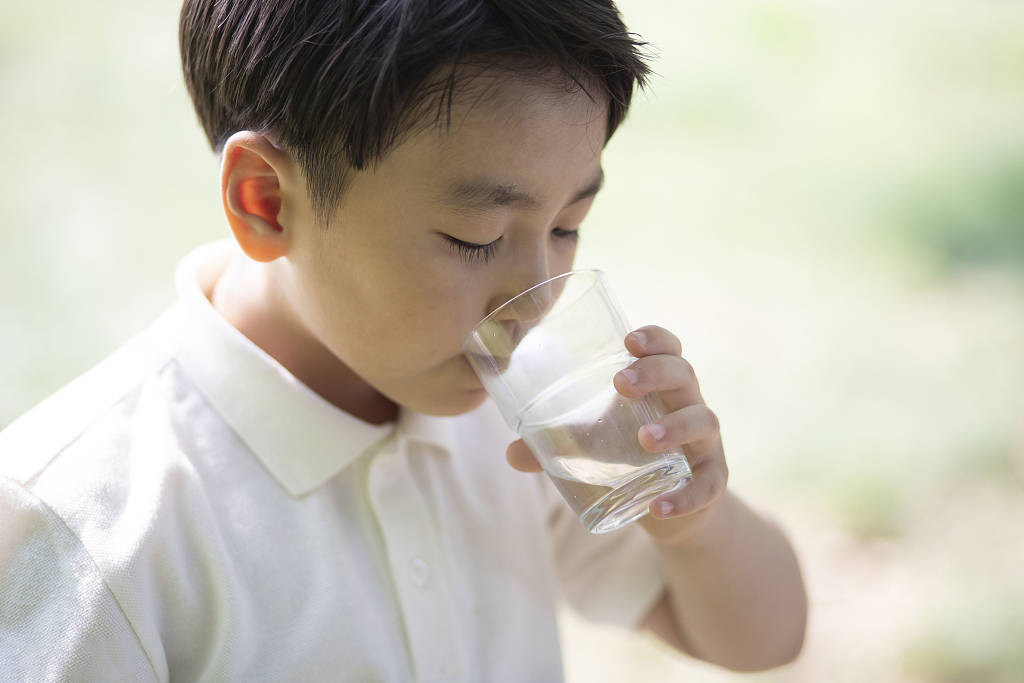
[463,270,692,533]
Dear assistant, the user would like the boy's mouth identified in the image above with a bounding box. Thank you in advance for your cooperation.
[463,350,509,378]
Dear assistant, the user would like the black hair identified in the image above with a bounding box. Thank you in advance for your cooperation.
[180,0,651,220]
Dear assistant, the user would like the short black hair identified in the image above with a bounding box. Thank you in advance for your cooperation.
[179,0,651,221]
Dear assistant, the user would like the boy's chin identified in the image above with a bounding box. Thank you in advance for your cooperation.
[406,386,491,418]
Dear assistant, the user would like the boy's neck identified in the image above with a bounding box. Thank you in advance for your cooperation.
[208,253,399,425]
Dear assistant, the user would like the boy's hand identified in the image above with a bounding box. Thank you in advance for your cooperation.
[505,325,728,548]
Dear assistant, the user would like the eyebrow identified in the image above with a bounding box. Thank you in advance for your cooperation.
[441,168,604,212]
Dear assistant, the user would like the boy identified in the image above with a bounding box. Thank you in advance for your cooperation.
[0,0,807,680]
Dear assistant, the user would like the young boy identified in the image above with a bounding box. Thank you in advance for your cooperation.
[0,0,807,680]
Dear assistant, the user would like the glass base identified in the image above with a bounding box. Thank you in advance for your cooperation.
[579,458,693,534]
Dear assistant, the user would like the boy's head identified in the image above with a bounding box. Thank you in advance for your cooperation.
[180,0,650,222]
[177,0,652,419]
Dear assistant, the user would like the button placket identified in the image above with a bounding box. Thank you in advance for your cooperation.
[367,438,466,681]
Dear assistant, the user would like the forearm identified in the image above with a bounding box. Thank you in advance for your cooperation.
[644,491,807,671]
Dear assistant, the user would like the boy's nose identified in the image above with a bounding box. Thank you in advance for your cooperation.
[479,257,572,361]
[485,245,556,320]
[474,290,553,373]
[486,283,554,323]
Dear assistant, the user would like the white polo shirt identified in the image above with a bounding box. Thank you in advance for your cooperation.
[0,241,665,682]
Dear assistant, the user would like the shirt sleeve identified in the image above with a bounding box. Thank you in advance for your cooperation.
[0,477,158,683]
[541,477,666,630]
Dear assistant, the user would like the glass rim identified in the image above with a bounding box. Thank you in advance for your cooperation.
[461,269,604,353]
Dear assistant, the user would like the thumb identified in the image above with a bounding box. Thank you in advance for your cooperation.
[506,439,544,473]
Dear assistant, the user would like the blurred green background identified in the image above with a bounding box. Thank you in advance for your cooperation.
[2,0,1023,680]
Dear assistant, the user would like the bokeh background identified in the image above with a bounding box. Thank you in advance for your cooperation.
[2,0,1023,680]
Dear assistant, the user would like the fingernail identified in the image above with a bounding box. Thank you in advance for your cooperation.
[645,423,666,441]
[658,501,674,517]
[621,368,638,385]
[632,330,647,347]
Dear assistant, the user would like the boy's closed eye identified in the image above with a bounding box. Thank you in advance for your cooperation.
[442,234,502,264]
[440,228,579,265]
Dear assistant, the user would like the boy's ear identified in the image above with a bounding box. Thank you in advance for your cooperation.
[220,131,298,263]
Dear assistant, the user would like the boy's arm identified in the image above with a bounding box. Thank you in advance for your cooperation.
[638,490,807,671]
[507,324,807,672]
[614,325,806,671]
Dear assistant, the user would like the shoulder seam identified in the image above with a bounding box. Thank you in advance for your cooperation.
[2,475,163,682]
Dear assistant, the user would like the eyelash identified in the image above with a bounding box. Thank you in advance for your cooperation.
[444,235,501,264]
[444,229,579,265]
[552,227,580,245]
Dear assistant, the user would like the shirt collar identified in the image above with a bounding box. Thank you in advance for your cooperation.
[163,240,455,497]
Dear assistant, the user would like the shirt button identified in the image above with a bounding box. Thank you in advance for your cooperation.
[410,558,430,587]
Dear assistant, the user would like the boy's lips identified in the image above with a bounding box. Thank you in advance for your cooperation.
[464,350,511,377]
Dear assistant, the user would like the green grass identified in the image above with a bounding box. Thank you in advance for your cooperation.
[831,475,906,541]
[899,155,1024,274]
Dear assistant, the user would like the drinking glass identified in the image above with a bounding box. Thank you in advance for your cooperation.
[463,270,692,533]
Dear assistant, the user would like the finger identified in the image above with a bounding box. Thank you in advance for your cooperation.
[613,354,704,411]
[650,453,728,520]
[506,438,544,473]
[613,354,698,398]
[624,325,682,359]
[636,403,721,455]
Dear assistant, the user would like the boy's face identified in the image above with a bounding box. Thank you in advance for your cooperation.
[278,74,608,417]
